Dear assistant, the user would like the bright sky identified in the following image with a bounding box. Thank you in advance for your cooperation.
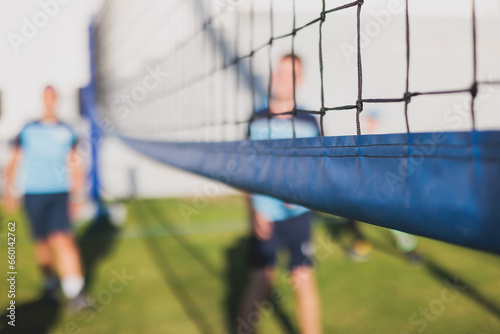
[0,0,104,139]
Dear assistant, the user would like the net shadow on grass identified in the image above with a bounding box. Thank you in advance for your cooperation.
[0,298,60,334]
[320,214,364,254]
[424,259,500,321]
[78,211,121,292]
[144,227,217,334]
[334,220,500,322]
[224,237,250,333]
[131,198,298,333]
[135,200,222,280]
[0,208,118,334]
[132,200,217,334]
[223,237,298,334]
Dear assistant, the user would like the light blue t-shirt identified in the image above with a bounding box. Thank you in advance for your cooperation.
[14,120,78,195]
[249,109,320,222]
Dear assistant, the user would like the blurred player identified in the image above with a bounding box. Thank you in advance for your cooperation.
[3,86,91,311]
[240,55,321,334]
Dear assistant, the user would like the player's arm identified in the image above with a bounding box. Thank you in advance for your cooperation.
[69,147,86,203]
[246,194,273,241]
[68,147,86,221]
[3,146,22,213]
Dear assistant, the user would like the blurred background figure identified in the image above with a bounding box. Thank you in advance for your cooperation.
[366,110,423,263]
[343,219,373,262]
[342,110,423,264]
[3,86,91,312]
[240,55,321,334]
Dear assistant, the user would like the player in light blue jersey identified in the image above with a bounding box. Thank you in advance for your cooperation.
[4,86,90,311]
[240,55,321,334]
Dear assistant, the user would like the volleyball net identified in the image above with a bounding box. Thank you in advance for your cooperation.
[87,0,500,254]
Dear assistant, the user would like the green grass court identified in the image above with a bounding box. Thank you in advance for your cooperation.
[1,195,500,333]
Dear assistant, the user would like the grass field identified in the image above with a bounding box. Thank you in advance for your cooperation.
[1,195,500,334]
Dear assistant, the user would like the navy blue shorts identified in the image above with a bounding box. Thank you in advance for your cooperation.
[248,212,314,271]
[24,192,71,240]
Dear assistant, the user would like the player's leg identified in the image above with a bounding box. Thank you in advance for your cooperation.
[291,266,321,334]
[240,265,277,332]
[24,194,58,298]
[346,220,372,261]
[285,213,321,334]
[35,240,52,275]
[239,235,278,333]
[45,193,86,304]
[35,239,59,298]
[389,229,423,264]
[48,231,84,292]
